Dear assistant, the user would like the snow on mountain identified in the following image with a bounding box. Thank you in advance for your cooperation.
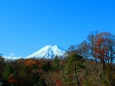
[25,45,66,59]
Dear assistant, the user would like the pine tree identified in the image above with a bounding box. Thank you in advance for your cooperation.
[64,54,84,86]
[33,78,47,86]
[53,55,60,70]
[38,78,47,86]
[3,64,12,79]
[42,62,52,72]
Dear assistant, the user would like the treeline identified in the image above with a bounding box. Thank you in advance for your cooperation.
[0,31,115,86]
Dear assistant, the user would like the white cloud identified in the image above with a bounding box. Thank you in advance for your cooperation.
[3,53,22,60]
[3,56,22,60]
[10,53,15,56]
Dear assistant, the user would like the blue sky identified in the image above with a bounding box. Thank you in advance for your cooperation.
[0,0,115,58]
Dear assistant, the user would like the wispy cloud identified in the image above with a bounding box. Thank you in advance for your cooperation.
[3,53,22,60]
[10,53,15,56]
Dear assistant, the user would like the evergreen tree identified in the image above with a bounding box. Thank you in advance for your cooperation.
[38,78,47,86]
[0,56,5,78]
[3,64,12,79]
[33,78,47,86]
[53,55,60,70]
[64,54,84,86]
[42,62,52,72]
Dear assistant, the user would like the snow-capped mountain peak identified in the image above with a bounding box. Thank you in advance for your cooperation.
[25,45,66,59]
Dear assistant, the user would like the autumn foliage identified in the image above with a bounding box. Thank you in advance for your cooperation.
[0,31,115,86]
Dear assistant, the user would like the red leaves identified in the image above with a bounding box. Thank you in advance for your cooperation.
[56,80,62,86]
[93,32,111,60]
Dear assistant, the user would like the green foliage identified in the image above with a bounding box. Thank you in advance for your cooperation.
[64,54,84,86]
[1,32,115,86]
[38,78,47,86]
[1,56,115,86]
[0,56,6,77]
[0,56,5,66]
[33,78,47,86]
[42,61,52,72]
[3,64,12,79]
[83,80,89,86]
[53,55,60,70]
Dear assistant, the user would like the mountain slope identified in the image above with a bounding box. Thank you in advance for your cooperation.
[25,45,66,59]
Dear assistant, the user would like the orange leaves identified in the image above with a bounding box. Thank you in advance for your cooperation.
[7,74,17,84]
[88,32,115,67]
[93,32,110,59]
[25,60,36,67]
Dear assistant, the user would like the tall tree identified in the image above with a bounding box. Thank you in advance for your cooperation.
[42,62,52,72]
[107,35,115,64]
[64,54,84,86]
[88,32,115,69]
[87,32,98,62]
[33,78,47,86]
[76,40,90,59]
[0,56,5,78]
[53,55,60,70]
[67,45,76,55]
[3,64,13,79]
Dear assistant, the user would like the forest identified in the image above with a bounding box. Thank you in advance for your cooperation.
[0,32,115,86]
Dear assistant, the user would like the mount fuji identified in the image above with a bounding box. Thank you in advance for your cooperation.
[25,45,66,59]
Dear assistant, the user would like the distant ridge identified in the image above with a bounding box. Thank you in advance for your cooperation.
[25,45,66,59]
